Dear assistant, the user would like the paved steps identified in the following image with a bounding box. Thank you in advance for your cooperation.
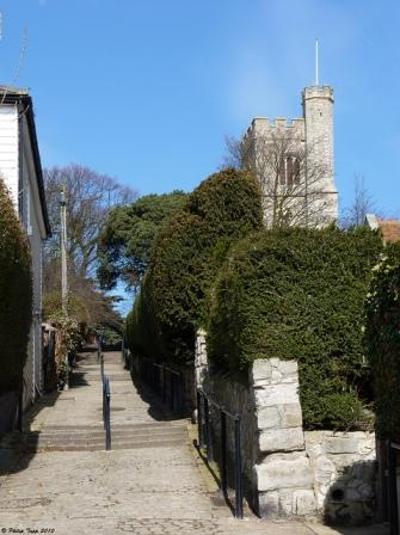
[0,422,187,452]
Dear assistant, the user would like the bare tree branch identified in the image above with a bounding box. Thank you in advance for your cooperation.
[224,128,336,228]
[340,175,375,228]
[43,164,137,279]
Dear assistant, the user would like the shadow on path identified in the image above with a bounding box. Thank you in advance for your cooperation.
[0,361,90,478]
[129,369,186,423]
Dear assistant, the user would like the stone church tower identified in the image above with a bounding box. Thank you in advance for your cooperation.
[243,85,338,228]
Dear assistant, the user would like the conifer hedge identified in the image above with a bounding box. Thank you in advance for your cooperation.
[207,226,383,429]
[364,243,400,440]
[126,168,263,364]
[0,179,32,394]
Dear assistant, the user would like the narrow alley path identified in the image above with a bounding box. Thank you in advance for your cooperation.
[0,352,388,535]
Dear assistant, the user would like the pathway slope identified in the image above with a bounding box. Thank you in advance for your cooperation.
[0,352,388,535]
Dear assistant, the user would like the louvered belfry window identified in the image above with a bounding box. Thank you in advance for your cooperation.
[280,156,301,186]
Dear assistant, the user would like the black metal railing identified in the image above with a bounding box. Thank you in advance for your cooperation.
[197,388,243,519]
[99,348,111,451]
[102,375,111,451]
[139,358,185,415]
[97,336,102,363]
[100,352,104,381]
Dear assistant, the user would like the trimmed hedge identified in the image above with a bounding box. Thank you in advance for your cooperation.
[364,243,400,440]
[207,226,383,430]
[126,168,263,364]
[0,179,32,393]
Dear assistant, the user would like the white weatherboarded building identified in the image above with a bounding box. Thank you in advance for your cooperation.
[0,86,51,413]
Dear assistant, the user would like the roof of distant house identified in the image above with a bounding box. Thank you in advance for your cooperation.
[0,86,51,236]
[365,213,400,243]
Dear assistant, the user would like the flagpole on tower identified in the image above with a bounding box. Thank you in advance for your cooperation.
[315,38,320,86]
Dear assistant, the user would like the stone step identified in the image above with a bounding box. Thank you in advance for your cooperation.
[79,375,132,382]
[0,425,188,450]
[19,432,186,445]
[34,425,186,434]
[8,436,186,452]
[39,422,186,430]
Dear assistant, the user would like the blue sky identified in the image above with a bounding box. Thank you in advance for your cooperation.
[1,0,400,219]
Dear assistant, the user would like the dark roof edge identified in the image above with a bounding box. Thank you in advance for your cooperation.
[1,91,51,236]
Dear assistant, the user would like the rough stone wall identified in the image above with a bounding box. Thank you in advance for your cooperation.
[252,359,316,518]
[305,431,376,525]
[194,328,208,390]
[196,332,377,524]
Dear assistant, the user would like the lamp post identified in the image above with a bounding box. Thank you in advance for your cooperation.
[60,186,69,389]
[60,186,68,314]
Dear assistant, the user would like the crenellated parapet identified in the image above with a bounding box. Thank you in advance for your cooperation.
[246,116,305,140]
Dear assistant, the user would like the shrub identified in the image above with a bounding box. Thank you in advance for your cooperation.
[126,168,263,364]
[0,179,32,394]
[126,277,162,360]
[364,243,400,440]
[43,290,90,324]
[207,226,383,429]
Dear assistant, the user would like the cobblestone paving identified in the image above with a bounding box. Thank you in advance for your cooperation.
[0,352,389,535]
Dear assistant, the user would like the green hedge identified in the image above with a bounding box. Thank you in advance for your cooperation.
[207,226,383,430]
[364,243,400,440]
[0,179,32,394]
[126,168,263,364]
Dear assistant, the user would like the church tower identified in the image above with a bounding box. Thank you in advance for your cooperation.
[242,42,339,228]
[302,85,338,224]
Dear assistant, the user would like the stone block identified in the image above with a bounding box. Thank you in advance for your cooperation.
[254,383,299,408]
[305,431,325,458]
[326,453,362,472]
[292,489,317,516]
[251,359,272,386]
[257,403,302,430]
[259,427,304,453]
[270,358,298,380]
[257,406,281,429]
[251,358,298,387]
[255,452,313,491]
[314,455,337,486]
[258,491,279,517]
[280,403,303,428]
[325,435,363,454]
[278,490,293,516]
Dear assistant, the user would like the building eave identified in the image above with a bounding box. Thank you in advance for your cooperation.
[0,88,51,237]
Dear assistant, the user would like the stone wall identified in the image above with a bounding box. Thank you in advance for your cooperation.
[252,359,316,518]
[305,431,376,525]
[197,336,377,525]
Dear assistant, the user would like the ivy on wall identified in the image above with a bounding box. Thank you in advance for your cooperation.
[0,179,32,394]
[364,243,400,440]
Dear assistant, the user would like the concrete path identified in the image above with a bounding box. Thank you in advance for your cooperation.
[0,352,389,535]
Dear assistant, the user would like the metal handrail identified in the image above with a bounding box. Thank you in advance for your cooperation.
[103,375,111,451]
[197,388,243,518]
[99,347,111,451]
[153,362,181,377]
[140,358,184,414]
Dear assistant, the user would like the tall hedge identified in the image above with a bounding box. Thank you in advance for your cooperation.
[126,168,263,364]
[0,179,32,393]
[207,226,383,430]
[364,243,400,440]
